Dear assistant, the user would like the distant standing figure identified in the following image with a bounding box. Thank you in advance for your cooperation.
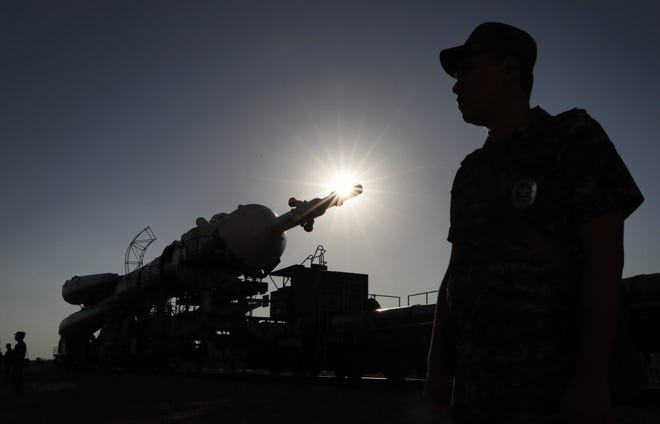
[4,343,12,383]
[12,331,27,395]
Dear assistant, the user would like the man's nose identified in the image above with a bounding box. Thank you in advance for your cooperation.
[452,79,461,95]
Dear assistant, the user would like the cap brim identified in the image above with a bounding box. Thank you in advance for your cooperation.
[439,45,468,77]
[440,44,487,77]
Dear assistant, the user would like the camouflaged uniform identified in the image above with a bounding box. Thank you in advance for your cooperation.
[446,106,644,423]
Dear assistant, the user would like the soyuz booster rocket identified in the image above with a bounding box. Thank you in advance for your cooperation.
[59,185,363,339]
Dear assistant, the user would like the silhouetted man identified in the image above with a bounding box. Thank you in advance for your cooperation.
[424,22,643,423]
[12,331,27,395]
[4,343,12,383]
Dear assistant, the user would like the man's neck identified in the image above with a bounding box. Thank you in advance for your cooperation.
[486,101,531,139]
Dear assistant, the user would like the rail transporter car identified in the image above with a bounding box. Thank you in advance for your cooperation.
[57,244,435,382]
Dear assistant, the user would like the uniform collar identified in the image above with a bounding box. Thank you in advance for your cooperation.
[483,106,551,150]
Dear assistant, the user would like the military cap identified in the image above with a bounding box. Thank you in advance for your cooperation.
[440,22,537,77]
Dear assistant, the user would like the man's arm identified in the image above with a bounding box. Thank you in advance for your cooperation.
[423,245,458,411]
[562,211,623,423]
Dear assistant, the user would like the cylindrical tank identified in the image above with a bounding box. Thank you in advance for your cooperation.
[62,273,120,306]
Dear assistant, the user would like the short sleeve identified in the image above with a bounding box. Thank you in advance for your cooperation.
[564,111,644,225]
[447,168,461,243]
[447,149,483,244]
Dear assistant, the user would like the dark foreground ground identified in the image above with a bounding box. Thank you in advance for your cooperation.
[1,362,659,423]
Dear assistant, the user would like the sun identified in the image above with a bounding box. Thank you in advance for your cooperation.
[328,174,360,198]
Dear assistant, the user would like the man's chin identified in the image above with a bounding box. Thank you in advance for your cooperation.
[458,109,487,127]
[460,112,480,126]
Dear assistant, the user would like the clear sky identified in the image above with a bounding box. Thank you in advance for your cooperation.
[2,0,659,359]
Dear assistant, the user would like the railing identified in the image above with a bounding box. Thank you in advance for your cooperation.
[301,245,327,269]
[369,293,401,308]
[407,290,439,306]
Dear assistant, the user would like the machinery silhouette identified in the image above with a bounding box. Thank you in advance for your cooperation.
[59,185,362,337]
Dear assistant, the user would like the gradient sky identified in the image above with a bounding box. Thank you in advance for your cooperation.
[2,0,659,359]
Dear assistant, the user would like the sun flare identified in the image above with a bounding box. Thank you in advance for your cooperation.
[328,174,360,198]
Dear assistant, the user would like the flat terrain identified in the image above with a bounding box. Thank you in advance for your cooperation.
[1,362,434,424]
[1,362,659,423]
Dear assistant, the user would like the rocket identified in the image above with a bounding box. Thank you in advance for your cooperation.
[59,185,363,339]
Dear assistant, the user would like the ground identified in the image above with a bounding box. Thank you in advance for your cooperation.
[1,362,658,423]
